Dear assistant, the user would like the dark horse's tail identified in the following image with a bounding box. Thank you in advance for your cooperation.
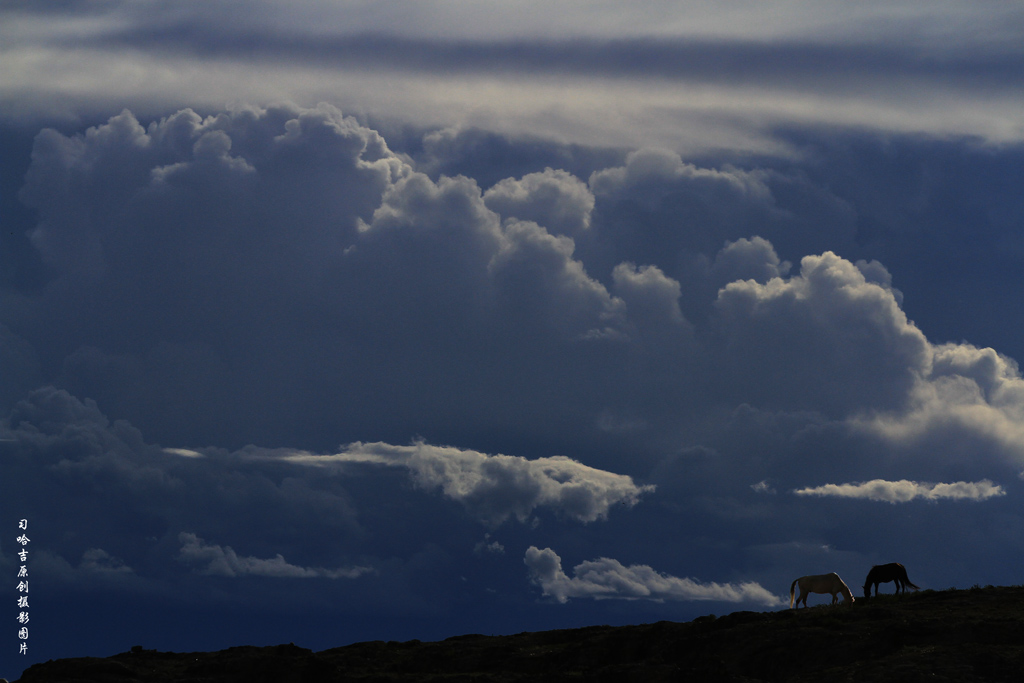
[900,565,920,590]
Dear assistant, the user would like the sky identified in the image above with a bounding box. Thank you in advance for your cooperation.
[3,0,1024,678]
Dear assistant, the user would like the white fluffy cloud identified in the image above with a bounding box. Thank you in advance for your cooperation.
[524,546,782,606]
[852,344,1024,465]
[178,533,373,579]
[793,479,1005,503]
[281,441,654,526]
[711,251,930,417]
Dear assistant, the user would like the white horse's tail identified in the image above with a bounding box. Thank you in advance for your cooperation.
[789,578,798,608]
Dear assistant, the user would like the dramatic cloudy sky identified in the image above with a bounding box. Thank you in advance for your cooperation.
[4,0,1024,678]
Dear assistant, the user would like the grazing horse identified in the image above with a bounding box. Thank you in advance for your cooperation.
[789,572,855,608]
[863,563,919,598]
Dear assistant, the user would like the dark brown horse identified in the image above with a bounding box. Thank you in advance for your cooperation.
[863,563,919,598]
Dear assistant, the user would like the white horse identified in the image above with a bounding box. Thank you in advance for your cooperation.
[790,572,855,608]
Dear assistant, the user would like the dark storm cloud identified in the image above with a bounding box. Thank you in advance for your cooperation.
[7,100,1024,680]
[0,384,658,615]
[1,387,364,565]
[581,146,857,284]
[2,105,668,452]
[8,104,413,446]
[8,103,1024,475]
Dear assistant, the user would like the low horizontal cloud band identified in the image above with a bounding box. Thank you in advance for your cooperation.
[524,546,782,606]
[793,479,1005,503]
[280,441,654,526]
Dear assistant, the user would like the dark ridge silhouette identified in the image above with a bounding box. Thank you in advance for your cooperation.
[864,562,921,598]
[15,585,1024,682]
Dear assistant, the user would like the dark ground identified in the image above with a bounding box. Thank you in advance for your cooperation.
[15,585,1024,682]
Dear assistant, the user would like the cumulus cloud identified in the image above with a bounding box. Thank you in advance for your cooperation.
[2,386,183,498]
[524,547,782,606]
[21,103,1024,476]
[12,104,1024,501]
[21,104,404,280]
[711,251,930,417]
[579,147,855,291]
[178,533,373,579]
[483,168,594,236]
[611,262,689,334]
[793,479,1005,503]
[590,148,772,207]
[587,148,778,264]
[11,104,1024,492]
[851,343,1024,465]
[8,104,647,448]
[282,441,654,526]
[709,237,791,289]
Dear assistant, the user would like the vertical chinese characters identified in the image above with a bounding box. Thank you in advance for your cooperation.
[16,519,29,655]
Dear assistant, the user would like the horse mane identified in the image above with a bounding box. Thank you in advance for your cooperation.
[836,575,854,600]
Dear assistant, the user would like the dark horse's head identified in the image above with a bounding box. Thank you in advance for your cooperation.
[863,565,878,598]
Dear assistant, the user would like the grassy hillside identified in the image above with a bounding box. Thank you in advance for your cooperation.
[16,585,1024,682]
